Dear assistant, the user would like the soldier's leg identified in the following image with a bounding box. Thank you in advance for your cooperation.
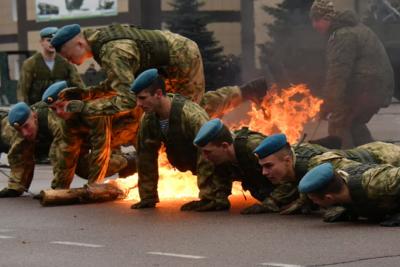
[351,123,373,147]
[328,110,354,149]
[200,86,242,118]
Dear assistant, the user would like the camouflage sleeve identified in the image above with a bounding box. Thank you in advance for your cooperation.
[136,115,162,202]
[308,151,360,170]
[263,182,299,208]
[200,85,242,118]
[66,61,85,89]
[17,60,34,102]
[324,30,357,112]
[362,165,400,200]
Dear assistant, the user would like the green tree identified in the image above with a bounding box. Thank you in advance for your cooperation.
[166,0,241,90]
[259,0,325,93]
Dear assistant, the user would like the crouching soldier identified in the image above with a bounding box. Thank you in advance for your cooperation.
[299,162,400,227]
[130,68,230,211]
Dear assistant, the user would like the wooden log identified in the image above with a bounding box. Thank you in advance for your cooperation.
[40,183,127,206]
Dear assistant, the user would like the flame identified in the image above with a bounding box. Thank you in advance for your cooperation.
[226,84,323,143]
[109,84,322,201]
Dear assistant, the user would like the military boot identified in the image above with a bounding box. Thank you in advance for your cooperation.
[118,152,137,178]
[0,188,23,198]
[239,77,269,103]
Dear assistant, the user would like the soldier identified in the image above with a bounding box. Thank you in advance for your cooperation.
[17,27,84,105]
[49,23,204,120]
[253,133,400,216]
[310,0,394,148]
[130,68,230,211]
[41,81,137,189]
[193,118,291,214]
[299,162,400,227]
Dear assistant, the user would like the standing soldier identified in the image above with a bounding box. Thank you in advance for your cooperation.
[310,0,394,148]
[49,23,205,118]
[17,27,84,105]
[130,68,229,211]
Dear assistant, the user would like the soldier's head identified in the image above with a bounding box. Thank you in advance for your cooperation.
[39,27,58,54]
[42,80,78,120]
[9,102,38,141]
[299,163,349,207]
[310,0,337,34]
[194,119,234,165]
[254,133,295,184]
[131,68,166,113]
[51,24,92,65]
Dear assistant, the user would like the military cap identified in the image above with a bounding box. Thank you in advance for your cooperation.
[253,133,288,159]
[8,102,31,128]
[193,119,224,147]
[310,0,337,20]
[130,68,159,94]
[40,27,58,38]
[42,81,68,104]
[298,163,334,193]
[50,24,81,52]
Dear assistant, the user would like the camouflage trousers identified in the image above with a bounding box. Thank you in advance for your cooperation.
[162,31,205,104]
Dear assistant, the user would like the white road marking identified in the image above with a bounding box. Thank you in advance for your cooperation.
[50,241,104,248]
[147,251,206,259]
[0,235,15,239]
[259,263,304,267]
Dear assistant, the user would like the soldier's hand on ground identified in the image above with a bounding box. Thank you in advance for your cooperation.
[180,199,211,211]
[195,199,230,212]
[240,204,273,215]
[0,188,22,198]
[322,206,353,223]
[380,213,400,227]
[279,201,304,215]
[130,200,156,209]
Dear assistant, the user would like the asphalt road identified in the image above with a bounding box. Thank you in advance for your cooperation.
[0,165,399,267]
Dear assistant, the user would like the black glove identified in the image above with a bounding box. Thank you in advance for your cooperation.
[239,77,269,103]
[380,213,400,227]
[0,188,22,198]
[130,199,156,209]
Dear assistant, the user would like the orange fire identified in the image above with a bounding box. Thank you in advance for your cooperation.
[226,84,323,143]
[110,84,322,201]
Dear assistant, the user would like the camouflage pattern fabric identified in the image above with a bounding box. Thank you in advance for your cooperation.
[310,0,337,19]
[200,86,242,118]
[322,11,394,148]
[136,94,223,203]
[17,53,84,104]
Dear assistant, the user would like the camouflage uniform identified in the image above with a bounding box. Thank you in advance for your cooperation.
[68,24,204,117]
[200,86,242,119]
[309,152,400,221]
[321,10,394,148]
[18,53,84,104]
[136,93,225,204]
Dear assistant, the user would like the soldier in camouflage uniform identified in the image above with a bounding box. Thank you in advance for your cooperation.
[299,160,400,226]
[310,0,394,148]
[49,23,204,120]
[193,118,293,213]
[18,27,84,105]
[42,81,137,189]
[130,69,230,211]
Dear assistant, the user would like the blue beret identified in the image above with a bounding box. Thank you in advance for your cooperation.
[298,163,334,193]
[40,27,58,38]
[194,119,224,147]
[131,68,159,94]
[42,81,68,104]
[253,133,287,159]
[51,24,81,52]
[8,102,31,128]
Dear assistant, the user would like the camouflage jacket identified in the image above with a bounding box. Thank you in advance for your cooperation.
[309,152,400,219]
[324,11,394,112]
[136,94,221,202]
[18,53,84,104]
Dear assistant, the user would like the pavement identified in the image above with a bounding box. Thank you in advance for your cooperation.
[0,103,400,266]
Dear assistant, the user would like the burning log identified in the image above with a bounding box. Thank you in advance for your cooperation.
[40,183,128,206]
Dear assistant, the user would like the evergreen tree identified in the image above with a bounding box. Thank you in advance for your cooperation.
[166,0,241,90]
[259,0,325,93]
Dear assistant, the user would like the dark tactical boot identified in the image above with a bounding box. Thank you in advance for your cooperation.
[0,188,22,198]
[195,199,231,212]
[180,199,212,211]
[131,199,157,209]
[118,152,137,178]
[239,77,269,103]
